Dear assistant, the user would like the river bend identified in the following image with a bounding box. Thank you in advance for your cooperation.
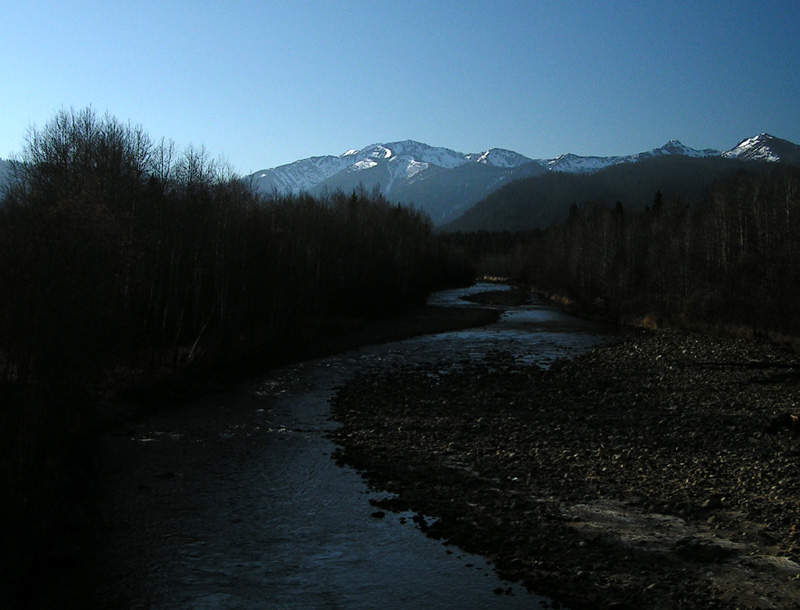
[59,284,615,609]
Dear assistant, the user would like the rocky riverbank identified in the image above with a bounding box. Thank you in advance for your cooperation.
[331,328,800,609]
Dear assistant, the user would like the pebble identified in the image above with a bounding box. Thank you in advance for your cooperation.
[331,329,800,610]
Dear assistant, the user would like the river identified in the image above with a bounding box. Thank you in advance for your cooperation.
[48,284,615,609]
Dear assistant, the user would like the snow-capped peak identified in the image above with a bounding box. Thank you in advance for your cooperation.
[658,140,705,157]
[722,133,781,162]
[466,148,534,168]
[246,134,799,199]
[633,140,720,161]
[335,140,467,169]
[366,144,393,160]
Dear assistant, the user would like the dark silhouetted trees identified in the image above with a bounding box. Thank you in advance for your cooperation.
[482,165,800,337]
[0,109,475,597]
[0,108,472,397]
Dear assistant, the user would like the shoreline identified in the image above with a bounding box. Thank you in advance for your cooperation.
[22,287,800,609]
[17,301,504,609]
[331,327,800,609]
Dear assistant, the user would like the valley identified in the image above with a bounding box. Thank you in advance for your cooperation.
[244,133,800,228]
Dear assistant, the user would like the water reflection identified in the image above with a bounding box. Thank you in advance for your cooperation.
[423,283,613,366]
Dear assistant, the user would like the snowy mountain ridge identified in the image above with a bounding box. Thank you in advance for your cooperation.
[250,134,798,197]
[721,133,800,163]
[249,140,530,195]
[539,140,722,174]
[244,134,798,225]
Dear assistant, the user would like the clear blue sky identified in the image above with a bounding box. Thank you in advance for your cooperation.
[2,1,799,174]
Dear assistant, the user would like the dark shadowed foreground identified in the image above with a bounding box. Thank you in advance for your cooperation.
[28,304,520,609]
[332,330,800,609]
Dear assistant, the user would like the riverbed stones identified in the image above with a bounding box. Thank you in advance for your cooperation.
[331,329,800,610]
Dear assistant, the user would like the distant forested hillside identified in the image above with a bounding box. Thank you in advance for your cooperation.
[442,155,756,232]
[447,163,800,340]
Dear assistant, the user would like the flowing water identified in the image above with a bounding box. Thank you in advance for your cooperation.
[71,284,616,609]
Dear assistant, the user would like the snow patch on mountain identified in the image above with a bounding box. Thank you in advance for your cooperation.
[467,148,533,168]
[542,140,720,173]
[249,140,535,197]
[244,134,797,225]
[366,144,393,160]
[350,159,378,172]
[384,156,425,192]
[341,141,469,170]
[252,155,350,192]
[722,133,781,162]
[542,153,622,173]
[403,159,430,178]
[386,140,470,169]
[655,139,719,158]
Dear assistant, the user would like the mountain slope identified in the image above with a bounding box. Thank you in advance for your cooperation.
[248,155,350,193]
[247,140,544,225]
[539,140,720,173]
[245,134,799,227]
[442,155,752,233]
[381,160,545,225]
[722,133,800,164]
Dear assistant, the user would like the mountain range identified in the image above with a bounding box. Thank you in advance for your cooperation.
[3,134,798,227]
[246,133,800,225]
[246,140,546,225]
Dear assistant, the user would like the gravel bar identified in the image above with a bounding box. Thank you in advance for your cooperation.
[331,329,800,609]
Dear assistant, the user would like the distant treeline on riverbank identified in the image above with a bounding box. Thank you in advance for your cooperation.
[445,164,800,342]
[0,109,474,396]
[0,108,473,605]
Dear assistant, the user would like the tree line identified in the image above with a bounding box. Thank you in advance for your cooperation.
[0,108,473,598]
[443,155,754,233]
[0,108,472,397]
[449,164,800,340]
